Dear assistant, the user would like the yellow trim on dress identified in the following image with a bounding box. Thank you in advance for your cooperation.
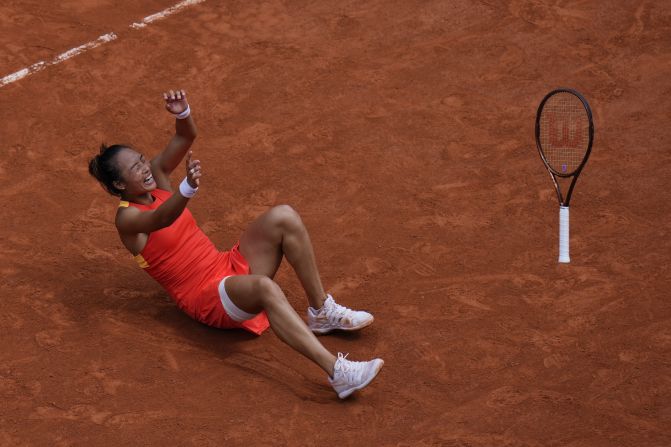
[134,254,149,269]
[119,200,130,208]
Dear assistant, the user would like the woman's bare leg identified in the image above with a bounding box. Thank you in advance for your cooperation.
[239,205,326,309]
[224,274,336,375]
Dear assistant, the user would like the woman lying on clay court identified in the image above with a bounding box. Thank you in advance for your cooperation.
[87,89,383,399]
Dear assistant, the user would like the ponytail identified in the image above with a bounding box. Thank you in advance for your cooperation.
[88,144,128,196]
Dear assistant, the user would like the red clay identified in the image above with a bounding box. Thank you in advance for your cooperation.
[1,1,670,445]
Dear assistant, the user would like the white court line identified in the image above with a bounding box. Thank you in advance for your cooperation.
[0,0,206,88]
[54,32,118,63]
[0,33,117,87]
[130,0,206,29]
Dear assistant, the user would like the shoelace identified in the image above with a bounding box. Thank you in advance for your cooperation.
[323,299,354,324]
[335,353,365,384]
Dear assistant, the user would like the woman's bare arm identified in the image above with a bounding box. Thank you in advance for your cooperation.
[151,89,198,191]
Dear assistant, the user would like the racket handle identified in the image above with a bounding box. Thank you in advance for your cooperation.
[558,205,570,263]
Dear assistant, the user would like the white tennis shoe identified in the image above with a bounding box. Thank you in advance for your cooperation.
[329,352,384,399]
[307,295,374,334]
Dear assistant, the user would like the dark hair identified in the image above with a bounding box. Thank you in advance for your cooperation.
[88,144,129,196]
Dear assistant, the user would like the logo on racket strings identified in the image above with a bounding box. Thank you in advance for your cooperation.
[548,113,583,148]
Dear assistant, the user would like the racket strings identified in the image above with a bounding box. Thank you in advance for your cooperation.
[539,92,590,175]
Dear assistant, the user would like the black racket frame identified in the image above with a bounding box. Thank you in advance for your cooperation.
[535,88,594,206]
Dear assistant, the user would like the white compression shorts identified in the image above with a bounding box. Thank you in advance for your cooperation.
[217,276,258,322]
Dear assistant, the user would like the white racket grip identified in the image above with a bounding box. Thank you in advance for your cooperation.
[558,205,570,263]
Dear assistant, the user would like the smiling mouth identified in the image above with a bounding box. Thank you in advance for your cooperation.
[143,174,154,185]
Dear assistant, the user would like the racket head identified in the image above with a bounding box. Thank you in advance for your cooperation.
[535,88,594,178]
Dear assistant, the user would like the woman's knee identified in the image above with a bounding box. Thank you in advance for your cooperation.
[268,204,304,233]
[253,275,286,307]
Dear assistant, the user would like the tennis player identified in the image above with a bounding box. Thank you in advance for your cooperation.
[88,90,383,399]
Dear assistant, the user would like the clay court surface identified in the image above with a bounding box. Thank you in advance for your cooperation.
[1,0,670,445]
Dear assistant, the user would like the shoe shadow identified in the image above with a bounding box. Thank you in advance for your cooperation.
[318,330,364,341]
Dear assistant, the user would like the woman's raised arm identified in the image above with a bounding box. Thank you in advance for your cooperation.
[151,89,198,191]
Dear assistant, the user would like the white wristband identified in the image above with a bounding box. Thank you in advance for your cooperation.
[179,177,198,198]
[174,105,191,120]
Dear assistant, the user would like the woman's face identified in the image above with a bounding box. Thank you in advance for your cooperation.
[114,147,156,195]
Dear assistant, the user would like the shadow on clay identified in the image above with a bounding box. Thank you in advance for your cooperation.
[82,272,338,402]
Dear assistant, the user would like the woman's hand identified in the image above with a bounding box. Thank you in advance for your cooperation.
[185,151,201,188]
[163,89,188,115]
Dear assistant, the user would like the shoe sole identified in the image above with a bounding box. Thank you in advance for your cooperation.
[310,316,374,335]
[337,359,384,399]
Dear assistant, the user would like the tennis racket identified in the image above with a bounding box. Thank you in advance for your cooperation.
[535,88,594,263]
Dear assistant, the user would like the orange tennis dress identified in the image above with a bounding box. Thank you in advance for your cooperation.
[118,188,270,335]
